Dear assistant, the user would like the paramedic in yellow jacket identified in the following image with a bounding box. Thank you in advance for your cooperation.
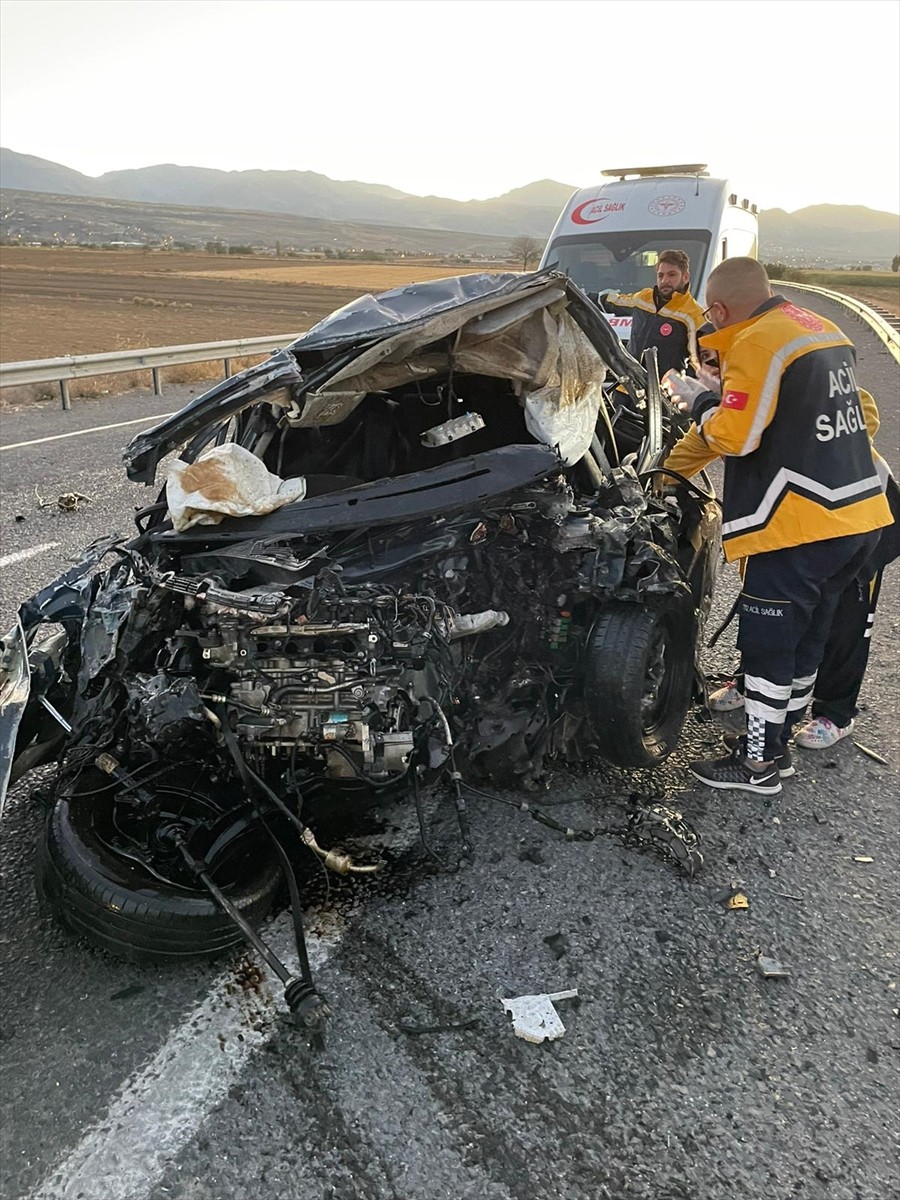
[665,257,891,796]
[599,249,705,377]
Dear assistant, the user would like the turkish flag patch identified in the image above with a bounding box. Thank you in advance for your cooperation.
[721,390,750,410]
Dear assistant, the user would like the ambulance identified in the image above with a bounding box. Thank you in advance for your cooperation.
[539,164,759,343]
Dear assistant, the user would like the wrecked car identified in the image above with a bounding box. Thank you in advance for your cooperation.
[0,271,719,1028]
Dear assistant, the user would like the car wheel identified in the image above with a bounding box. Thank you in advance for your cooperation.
[584,600,694,767]
[36,794,281,962]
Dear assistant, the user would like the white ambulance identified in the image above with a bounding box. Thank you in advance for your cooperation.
[539,164,759,343]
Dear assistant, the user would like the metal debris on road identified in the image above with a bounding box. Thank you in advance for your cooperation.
[853,856,875,863]
[501,989,579,1044]
[725,890,750,910]
[621,803,704,877]
[34,485,93,512]
[398,1018,481,1036]
[852,741,889,766]
[756,955,791,979]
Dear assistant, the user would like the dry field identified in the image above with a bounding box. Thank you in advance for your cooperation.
[0,248,498,362]
[839,286,900,318]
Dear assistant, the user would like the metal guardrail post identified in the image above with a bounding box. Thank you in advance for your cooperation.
[779,281,900,365]
[0,333,300,403]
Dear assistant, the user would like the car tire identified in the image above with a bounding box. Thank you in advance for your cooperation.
[36,796,281,962]
[584,600,694,768]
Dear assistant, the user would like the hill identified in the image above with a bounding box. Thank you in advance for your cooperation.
[0,189,516,257]
[1,149,897,265]
[0,148,570,238]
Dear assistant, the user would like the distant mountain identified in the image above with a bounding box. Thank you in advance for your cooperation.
[0,189,517,257]
[0,148,97,197]
[759,206,899,266]
[0,149,571,237]
[1,148,897,264]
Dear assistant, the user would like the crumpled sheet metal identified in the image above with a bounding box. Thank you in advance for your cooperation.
[501,989,579,1043]
[166,443,307,532]
[304,298,606,466]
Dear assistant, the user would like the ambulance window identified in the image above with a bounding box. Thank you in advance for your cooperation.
[544,230,710,294]
[721,237,728,260]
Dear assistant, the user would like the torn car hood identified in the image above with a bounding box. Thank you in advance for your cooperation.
[124,271,644,485]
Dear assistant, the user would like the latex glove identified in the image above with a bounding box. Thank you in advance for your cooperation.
[697,365,722,398]
[662,370,708,413]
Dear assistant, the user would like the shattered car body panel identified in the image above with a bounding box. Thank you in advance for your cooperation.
[0,271,719,999]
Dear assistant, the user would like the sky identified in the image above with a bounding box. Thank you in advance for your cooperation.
[1,0,898,215]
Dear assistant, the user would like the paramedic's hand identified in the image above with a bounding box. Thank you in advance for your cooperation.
[697,365,722,399]
[662,370,707,413]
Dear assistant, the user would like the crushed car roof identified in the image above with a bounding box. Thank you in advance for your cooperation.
[124,270,644,485]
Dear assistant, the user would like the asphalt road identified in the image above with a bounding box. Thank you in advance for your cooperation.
[1,291,898,1200]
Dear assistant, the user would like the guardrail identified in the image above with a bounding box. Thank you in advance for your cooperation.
[778,280,900,364]
[0,333,299,410]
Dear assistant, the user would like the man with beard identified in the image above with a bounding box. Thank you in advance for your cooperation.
[598,249,705,376]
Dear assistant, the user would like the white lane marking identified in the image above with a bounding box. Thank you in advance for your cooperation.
[1,412,175,452]
[0,541,61,568]
[27,912,339,1200]
[26,812,419,1200]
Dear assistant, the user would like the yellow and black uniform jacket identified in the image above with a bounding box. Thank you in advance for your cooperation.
[602,286,704,376]
[668,296,891,562]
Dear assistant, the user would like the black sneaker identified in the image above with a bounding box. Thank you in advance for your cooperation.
[722,733,795,778]
[690,748,782,795]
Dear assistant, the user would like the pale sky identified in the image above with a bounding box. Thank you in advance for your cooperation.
[1,0,898,214]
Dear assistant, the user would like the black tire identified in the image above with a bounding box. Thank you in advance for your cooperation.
[36,796,281,962]
[584,600,695,767]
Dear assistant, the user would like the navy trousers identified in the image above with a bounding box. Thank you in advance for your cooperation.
[737,532,880,761]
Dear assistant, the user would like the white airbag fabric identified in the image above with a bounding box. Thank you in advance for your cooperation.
[166,443,306,532]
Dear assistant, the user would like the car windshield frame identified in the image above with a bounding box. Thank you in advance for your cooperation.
[543,229,712,296]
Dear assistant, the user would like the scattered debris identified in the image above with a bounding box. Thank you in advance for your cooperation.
[853,741,888,766]
[34,486,93,512]
[14,514,25,523]
[725,890,750,910]
[398,1018,480,1036]
[501,989,579,1044]
[776,891,804,902]
[756,955,791,979]
[853,856,875,864]
[621,803,703,877]
[109,984,146,1001]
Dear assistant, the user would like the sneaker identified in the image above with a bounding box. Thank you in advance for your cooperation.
[690,748,782,795]
[708,680,745,712]
[722,733,795,778]
[794,716,855,750]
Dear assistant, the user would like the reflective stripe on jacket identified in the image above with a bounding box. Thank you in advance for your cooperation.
[689,297,890,561]
[604,287,704,376]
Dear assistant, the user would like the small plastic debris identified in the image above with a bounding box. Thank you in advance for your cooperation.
[756,955,791,979]
[853,856,874,863]
[398,1018,480,1036]
[501,989,579,1043]
[853,741,888,766]
[725,891,750,910]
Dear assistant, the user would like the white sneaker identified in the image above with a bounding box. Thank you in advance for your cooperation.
[794,716,855,749]
[708,680,745,712]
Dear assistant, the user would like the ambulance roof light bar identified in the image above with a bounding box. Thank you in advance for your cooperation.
[601,164,710,179]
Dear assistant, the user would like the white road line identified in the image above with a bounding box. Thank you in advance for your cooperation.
[1,412,175,452]
[27,912,341,1200]
[0,541,61,568]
